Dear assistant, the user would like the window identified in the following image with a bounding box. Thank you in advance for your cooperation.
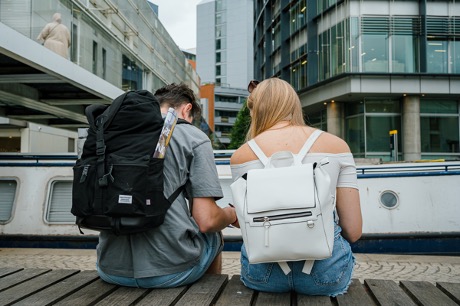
[102,48,107,79]
[391,18,420,73]
[319,30,330,80]
[215,95,238,103]
[361,18,389,73]
[71,23,78,63]
[427,40,448,73]
[216,25,223,38]
[452,39,460,73]
[331,22,345,76]
[68,138,75,153]
[421,100,459,155]
[92,41,98,74]
[345,114,365,158]
[366,116,401,153]
[307,110,327,131]
[0,137,20,152]
[46,181,74,223]
[345,100,401,161]
[0,180,16,223]
[122,55,142,91]
[426,17,460,73]
[216,110,238,117]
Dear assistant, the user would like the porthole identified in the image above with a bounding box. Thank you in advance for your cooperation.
[379,190,399,209]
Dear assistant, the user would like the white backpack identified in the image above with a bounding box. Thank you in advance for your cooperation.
[230,130,336,274]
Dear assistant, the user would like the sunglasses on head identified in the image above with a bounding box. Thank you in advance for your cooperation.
[248,80,260,93]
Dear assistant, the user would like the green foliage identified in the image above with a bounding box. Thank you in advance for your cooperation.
[228,102,251,149]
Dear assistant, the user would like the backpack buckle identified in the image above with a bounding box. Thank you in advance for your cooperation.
[96,139,106,155]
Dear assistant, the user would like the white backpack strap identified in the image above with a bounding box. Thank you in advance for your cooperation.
[278,262,291,275]
[302,260,315,274]
[296,129,323,162]
[278,261,314,275]
[247,139,269,166]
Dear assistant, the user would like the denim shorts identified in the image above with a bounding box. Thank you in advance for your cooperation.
[97,231,223,288]
[239,224,354,297]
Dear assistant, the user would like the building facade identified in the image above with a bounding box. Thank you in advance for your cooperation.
[254,0,460,161]
[197,0,254,148]
[0,0,199,152]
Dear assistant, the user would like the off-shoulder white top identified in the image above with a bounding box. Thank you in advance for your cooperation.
[231,152,359,190]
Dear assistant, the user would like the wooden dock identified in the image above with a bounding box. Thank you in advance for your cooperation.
[0,267,459,305]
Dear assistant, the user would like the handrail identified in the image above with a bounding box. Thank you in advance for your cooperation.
[1,154,460,176]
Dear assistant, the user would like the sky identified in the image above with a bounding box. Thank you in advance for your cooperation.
[149,0,203,50]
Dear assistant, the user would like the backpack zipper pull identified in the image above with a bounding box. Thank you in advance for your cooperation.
[263,217,271,247]
[80,165,90,183]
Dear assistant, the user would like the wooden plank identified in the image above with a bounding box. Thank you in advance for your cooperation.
[297,293,334,306]
[12,270,100,306]
[136,286,188,306]
[0,269,78,305]
[254,292,291,306]
[0,269,50,292]
[364,279,417,306]
[93,286,149,306]
[401,280,458,306]
[0,267,23,278]
[215,275,255,306]
[336,279,376,306]
[54,279,117,306]
[437,282,460,305]
[175,274,228,306]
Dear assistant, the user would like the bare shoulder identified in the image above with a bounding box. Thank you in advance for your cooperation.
[230,143,258,165]
[314,130,352,154]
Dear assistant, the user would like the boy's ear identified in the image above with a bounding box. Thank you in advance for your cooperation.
[177,103,193,122]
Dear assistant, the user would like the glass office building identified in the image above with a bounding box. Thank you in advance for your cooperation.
[254,0,460,161]
[0,0,199,152]
[197,0,254,148]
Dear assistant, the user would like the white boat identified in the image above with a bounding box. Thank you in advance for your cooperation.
[0,153,459,254]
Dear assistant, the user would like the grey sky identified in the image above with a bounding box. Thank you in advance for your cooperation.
[150,0,202,50]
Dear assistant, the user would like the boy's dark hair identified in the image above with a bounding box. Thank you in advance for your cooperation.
[154,83,201,119]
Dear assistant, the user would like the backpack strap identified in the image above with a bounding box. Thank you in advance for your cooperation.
[296,129,323,162]
[247,139,269,166]
[248,129,323,166]
[92,92,129,187]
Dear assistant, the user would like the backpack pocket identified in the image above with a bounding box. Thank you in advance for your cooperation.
[104,154,149,216]
[71,157,98,216]
[144,158,170,216]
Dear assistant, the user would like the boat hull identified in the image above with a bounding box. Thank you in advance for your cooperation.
[1,154,459,254]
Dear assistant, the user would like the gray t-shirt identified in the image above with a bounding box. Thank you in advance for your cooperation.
[97,123,223,278]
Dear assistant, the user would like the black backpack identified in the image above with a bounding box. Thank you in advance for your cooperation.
[71,90,187,235]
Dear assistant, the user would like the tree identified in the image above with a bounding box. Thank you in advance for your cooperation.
[228,101,251,149]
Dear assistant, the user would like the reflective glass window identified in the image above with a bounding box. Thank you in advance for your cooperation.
[392,35,418,73]
[421,100,458,114]
[427,40,448,73]
[361,18,389,73]
[345,114,365,157]
[366,116,401,152]
[421,117,459,153]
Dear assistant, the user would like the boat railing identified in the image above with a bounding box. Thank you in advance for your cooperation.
[357,161,460,178]
[2,153,460,179]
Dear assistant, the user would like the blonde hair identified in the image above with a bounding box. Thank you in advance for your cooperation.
[247,78,305,139]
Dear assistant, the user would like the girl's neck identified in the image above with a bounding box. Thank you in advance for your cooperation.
[267,121,291,131]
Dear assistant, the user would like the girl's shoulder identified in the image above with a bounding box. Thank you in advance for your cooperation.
[230,142,258,165]
[313,130,351,154]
